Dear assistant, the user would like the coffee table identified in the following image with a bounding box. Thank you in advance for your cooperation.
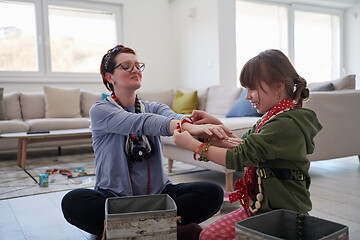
[0,128,92,169]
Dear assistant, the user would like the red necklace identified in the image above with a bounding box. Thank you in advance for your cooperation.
[229,98,295,212]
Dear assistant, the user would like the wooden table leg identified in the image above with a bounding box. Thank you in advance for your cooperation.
[225,172,234,193]
[168,159,174,173]
[16,138,22,168]
[17,138,28,169]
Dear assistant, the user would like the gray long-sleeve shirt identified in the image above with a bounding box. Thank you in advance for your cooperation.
[89,98,182,196]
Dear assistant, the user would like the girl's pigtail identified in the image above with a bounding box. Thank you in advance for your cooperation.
[292,76,309,108]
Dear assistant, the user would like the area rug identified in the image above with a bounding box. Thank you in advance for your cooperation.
[0,153,96,200]
[0,152,206,200]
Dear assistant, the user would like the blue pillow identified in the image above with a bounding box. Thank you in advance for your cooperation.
[309,82,335,92]
[102,93,109,100]
[226,89,262,117]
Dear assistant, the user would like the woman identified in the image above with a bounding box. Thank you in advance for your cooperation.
[61,45,228,239]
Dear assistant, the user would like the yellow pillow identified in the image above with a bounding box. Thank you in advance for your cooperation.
[172,90,198,114]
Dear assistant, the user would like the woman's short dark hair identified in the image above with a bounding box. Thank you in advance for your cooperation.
[100,45,136,92]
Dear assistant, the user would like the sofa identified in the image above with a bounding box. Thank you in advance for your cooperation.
[138,75,360,192]
[0,86,101,152]
[1,76,359,192]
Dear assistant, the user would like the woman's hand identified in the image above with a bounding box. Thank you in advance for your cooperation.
[210,137,244,149]
[173,129,200,151]
[190,110,223,125]
[184,123,232,140]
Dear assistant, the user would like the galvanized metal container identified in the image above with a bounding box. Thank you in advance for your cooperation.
[235,209,348,240]
[105,194,177,240]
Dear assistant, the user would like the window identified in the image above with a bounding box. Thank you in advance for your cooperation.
[0,1,38,72]
[47,5,117,73]
[236,2,288,79]
[236,0,342,84]
[0,0,121,78]
[294,9,341,83]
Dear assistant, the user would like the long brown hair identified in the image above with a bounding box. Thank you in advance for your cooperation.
[100,45,136,92]
[240,49,309,108]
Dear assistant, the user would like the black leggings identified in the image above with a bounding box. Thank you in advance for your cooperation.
[61,181,224,236]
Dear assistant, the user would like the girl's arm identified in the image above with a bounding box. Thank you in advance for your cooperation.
[173,129,228,167]
[149,102,232,139]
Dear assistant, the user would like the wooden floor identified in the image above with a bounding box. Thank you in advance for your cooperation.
[0,155,359,240]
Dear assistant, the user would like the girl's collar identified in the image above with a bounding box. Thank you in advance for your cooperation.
[256,98,295,133]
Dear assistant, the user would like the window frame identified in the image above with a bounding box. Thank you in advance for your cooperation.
[289,4,343,81]
[236,0,344,82]
[0,0,122,81]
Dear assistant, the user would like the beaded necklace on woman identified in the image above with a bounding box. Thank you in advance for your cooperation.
[229,98,295,215]
[107,93,152,194]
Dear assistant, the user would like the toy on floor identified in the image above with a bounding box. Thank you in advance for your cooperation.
[45,167,95,178]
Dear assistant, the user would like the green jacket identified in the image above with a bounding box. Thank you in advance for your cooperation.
[226,108,322,214]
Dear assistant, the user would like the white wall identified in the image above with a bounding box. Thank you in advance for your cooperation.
[217,0,238,88]
[168,0,220,90]
[1,0,359,92]
[168,0,237,90]
[344,2,360,89]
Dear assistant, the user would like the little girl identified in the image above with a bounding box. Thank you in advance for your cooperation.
[173,49,323,239]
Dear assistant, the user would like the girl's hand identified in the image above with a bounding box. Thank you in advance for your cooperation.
[173,129,200,151]
[190,110,223,125]
[210,137,244,149]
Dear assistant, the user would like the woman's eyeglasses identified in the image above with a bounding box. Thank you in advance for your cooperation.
[114,62,145,72]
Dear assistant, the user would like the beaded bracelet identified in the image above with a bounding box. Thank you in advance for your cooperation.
[193,142,207,160]
[199,142,211,162]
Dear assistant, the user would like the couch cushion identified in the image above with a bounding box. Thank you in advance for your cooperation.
[102,93,109,100]
[20,92,45,120]
[205,86,242,116]
[0,88,4,120]
[309,82,335,92]
[176,88,208,111]
[308,75,356,91]
[0,120,29,134]
[332,75,356,90]
[81,90,101,117]
[137,89,174,107]
[4,92,22,120]
[226,89,262,117]
[26,118,90,131]
[44,86,81,118]
[171,90,198,114]
[219,117,260,137]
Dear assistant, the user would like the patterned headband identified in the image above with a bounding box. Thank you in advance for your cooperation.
[104,45,124,70]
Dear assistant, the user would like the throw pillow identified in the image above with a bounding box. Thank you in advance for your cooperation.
[81,90,102,117]
[309,82,335,92]
[307,75,355,91]
[226,89,262,118]
[3,92,22,120]
[102,93,109,100]
[205,86,242,116]
[332,74,356,90]
[44,86,81,118]
[0,88,5,120]
[20,92,45,120]
[171,90,198,115]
